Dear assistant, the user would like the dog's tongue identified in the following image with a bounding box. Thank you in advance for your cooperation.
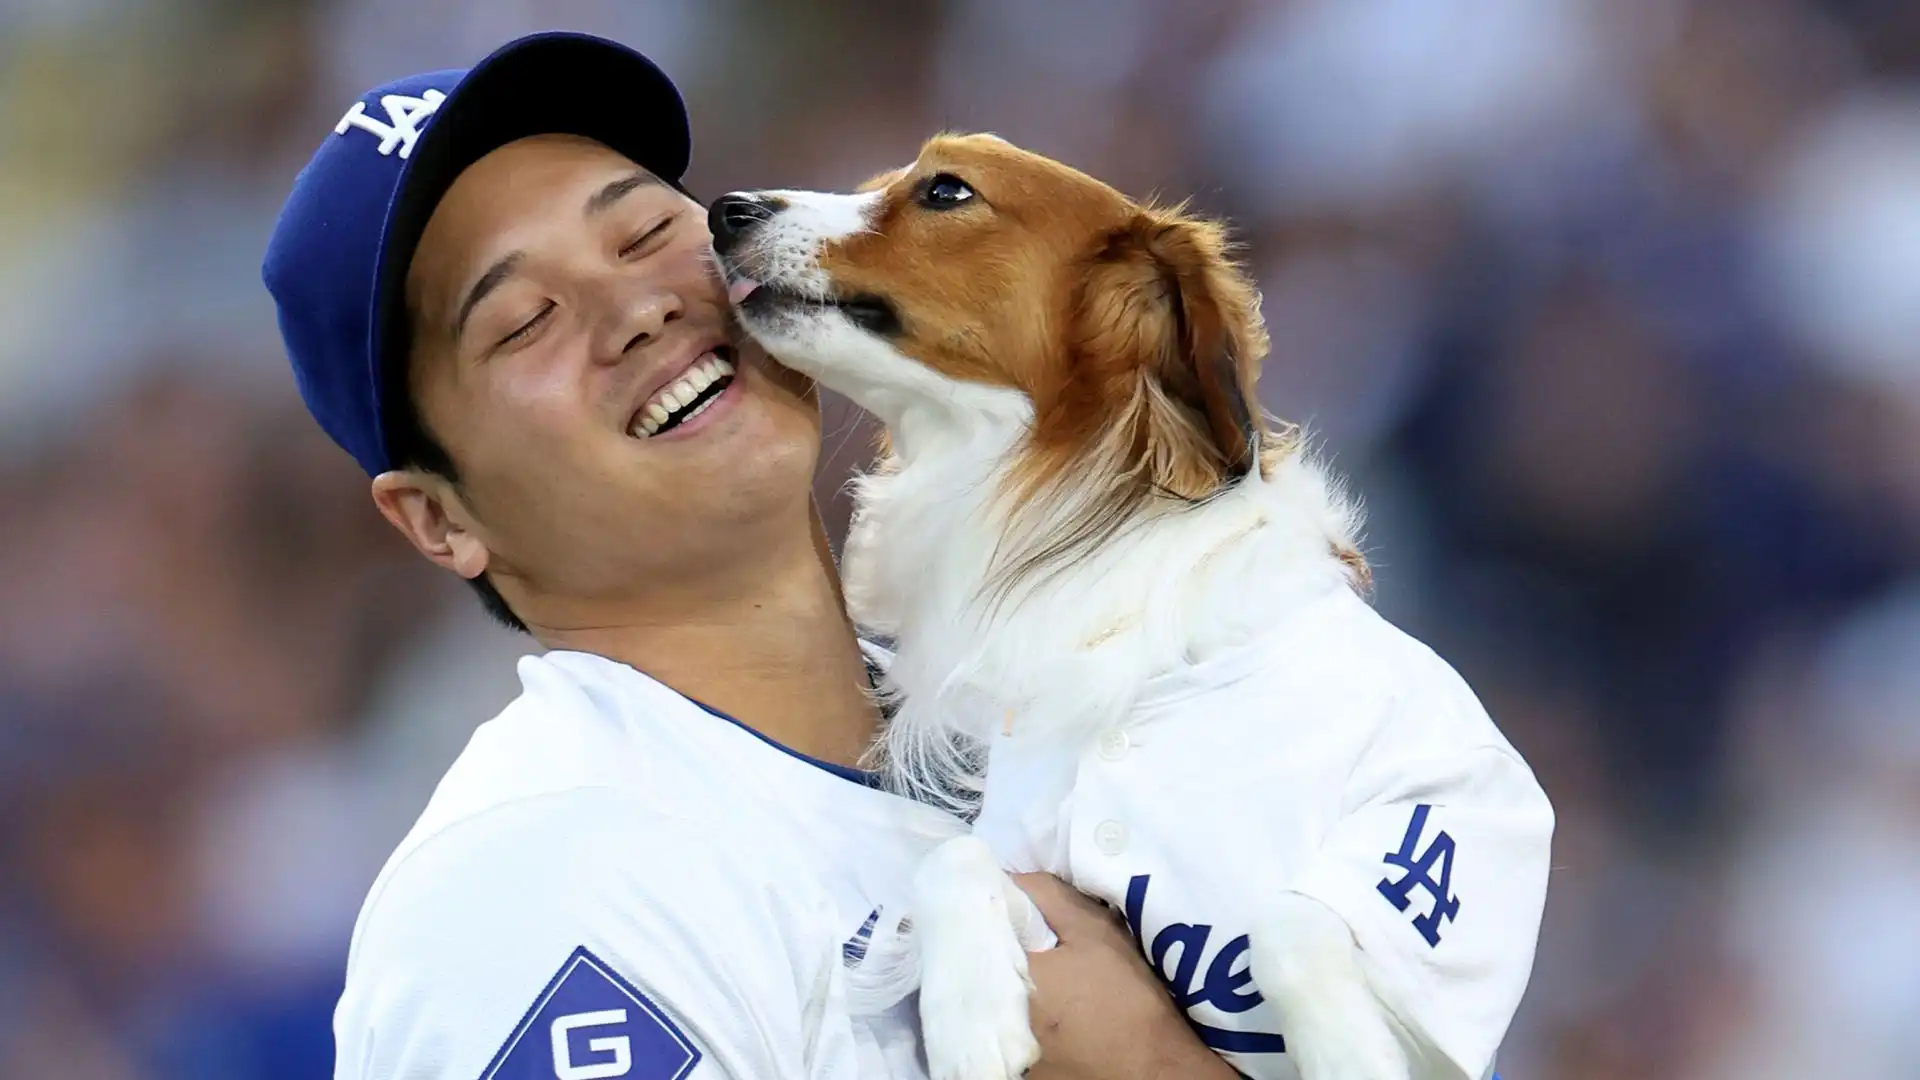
[727,275,762,305]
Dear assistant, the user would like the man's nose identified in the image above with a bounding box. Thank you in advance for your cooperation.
[708,192,785,257]
[601,284,683,364]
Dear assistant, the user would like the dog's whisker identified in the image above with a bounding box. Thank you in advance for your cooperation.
[712,134,1552,1080]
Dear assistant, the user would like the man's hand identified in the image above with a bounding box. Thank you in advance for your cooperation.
[1016,873,1240,1080]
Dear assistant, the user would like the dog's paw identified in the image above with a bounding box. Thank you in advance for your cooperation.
[920,975,1041,1080]
[1252,894,1412,1080]
[916,838,1043,1080]
[1284,1024,1409,1080]
[917,907,1040,1080]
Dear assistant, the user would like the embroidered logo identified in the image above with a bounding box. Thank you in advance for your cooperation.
[478,947,701,1080]
[1376,803,1461,947]
[334,89,445,159]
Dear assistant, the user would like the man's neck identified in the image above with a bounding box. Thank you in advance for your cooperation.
[530,512,881,770]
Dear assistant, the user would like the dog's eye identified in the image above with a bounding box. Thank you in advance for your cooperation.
[918,174,976,209]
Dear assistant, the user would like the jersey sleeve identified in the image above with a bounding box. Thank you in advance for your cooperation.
[1284,696,1555,1080]
[333,788,856,1080]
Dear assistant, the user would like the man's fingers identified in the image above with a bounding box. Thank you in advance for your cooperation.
[1012,872,1115,938]
[1011,872,1089,914]
[1000,875,1061,951]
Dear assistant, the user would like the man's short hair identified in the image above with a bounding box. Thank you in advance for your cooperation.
[384,369,530,635]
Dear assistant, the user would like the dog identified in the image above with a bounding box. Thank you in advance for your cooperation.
[709,133,1554,1080]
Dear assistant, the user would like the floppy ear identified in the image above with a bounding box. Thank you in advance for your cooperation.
[1068,204,1267,500]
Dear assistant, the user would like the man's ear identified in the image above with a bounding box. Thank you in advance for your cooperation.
[1069,205,1267,499]
[370,470,491,580]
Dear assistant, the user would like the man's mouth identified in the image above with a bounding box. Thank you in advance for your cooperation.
[629,346,737,438]
[727,276,901,338]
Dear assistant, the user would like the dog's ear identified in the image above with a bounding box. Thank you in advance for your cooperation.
[1067,205,1266,500]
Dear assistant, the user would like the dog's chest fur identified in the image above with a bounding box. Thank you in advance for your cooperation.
[842,416,1365,799]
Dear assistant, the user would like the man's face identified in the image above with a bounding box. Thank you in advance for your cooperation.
[388,134,822,618]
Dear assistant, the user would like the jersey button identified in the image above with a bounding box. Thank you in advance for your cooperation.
[1094,819,1127,855]
[1097,730,1130,761]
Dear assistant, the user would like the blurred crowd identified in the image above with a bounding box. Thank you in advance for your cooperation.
[1,0,1916,1077]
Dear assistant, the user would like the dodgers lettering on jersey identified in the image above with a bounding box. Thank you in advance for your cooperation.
[972,584,1553,1080]
[1123,874,1285,1056]
[1119,804,1469,1059]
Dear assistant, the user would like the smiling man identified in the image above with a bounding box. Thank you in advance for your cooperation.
[263,30,1233,1080]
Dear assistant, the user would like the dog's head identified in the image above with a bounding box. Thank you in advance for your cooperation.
[710,133,1271,506]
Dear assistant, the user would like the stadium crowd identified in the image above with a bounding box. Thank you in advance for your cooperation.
[1,0,1915,1076]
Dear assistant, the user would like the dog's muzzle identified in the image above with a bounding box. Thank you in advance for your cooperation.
[708,192,786,257]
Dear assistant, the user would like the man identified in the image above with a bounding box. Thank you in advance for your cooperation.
[263,31,1234,1080]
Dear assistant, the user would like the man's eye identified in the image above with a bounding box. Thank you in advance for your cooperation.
[620,217,675,258]
[499,301,555,348]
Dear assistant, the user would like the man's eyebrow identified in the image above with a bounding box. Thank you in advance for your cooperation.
[585,169,662,217]
[447,172,661,343]
[454,251,524,343]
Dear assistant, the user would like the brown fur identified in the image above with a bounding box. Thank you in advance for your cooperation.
[818,133,1365,590]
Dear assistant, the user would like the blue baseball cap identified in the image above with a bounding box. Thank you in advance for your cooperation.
[263,32,692,476]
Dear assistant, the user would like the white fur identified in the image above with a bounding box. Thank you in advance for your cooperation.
[909,836,1056,1080]
[741,188,879,298]
[847,427,1362,803]
[1251,894,1412,1080]
[721,189,1406,1080]
[854,420,1387,1080]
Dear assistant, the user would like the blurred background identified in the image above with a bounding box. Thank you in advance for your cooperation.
[1,0,1916,1077]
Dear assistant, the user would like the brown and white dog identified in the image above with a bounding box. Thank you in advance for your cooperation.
[710,135,1552,1080]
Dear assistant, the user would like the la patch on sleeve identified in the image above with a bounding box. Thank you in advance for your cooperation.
[479,947,702,1080]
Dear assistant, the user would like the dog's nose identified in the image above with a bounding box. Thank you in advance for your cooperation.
[709,193,781,256]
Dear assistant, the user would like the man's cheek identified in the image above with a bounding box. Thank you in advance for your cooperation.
[492,365,594,441]
[756,350,820,404]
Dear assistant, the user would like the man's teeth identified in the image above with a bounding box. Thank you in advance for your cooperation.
[631,352,735,437]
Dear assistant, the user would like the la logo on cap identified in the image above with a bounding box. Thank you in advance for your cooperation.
[334,89,446,159]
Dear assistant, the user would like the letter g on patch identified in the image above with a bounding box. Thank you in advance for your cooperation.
[480,947,702,1080]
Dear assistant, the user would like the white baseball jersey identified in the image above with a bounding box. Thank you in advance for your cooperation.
[971,582,1554,1080]
[334,643,961,1080]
